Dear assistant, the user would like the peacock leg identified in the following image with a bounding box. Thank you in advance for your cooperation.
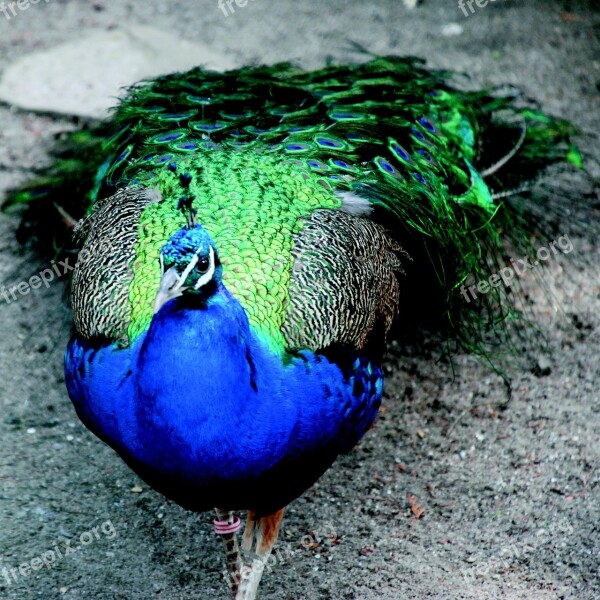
[235,508,285,600]
[214,508,243,597]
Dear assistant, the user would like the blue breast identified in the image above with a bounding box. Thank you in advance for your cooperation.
[64,285,383,514]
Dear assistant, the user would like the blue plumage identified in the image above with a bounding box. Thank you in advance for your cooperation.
[65,226,382,516]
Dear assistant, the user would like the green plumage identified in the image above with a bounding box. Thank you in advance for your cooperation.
[4,57,578,352]
[130,151,339,349]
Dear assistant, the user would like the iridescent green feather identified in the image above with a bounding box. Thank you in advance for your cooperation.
[3,57,578,352]
[128,150,339,351]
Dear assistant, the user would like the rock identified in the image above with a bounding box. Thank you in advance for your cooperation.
[441,23,464,37]
[0,26,235,119]
[532,356,552,377]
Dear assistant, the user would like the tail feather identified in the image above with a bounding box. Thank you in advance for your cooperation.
[3,126,112,251]
[1,57,585,356]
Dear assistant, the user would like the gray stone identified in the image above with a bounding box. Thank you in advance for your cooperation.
[0,26,234,119]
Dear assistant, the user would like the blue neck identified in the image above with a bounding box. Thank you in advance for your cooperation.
[129,286,290,477]
[138,287,261,428]
[65,284,383,510]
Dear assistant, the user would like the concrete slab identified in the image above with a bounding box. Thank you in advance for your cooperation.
[0,26,234,119]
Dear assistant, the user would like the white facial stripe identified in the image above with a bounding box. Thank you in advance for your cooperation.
[195,246,216,289]
[177,245,202,287]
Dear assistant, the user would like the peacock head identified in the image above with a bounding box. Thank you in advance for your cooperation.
[153,225,222,313]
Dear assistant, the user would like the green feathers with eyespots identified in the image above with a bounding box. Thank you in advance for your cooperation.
[129,151,340,350]
[4,57,578,352]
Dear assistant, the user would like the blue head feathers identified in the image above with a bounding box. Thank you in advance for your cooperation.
[154,225,222,313]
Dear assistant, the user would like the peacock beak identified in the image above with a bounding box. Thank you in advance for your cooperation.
[153,266,187,314]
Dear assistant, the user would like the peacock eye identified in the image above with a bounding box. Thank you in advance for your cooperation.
[195,256,210,274]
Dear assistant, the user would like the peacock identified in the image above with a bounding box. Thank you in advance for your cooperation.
[4,57,581,599]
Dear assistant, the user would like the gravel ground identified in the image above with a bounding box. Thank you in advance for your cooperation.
[0,1,599,599]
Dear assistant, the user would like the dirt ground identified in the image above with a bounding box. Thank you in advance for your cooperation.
[0,1,599,599]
